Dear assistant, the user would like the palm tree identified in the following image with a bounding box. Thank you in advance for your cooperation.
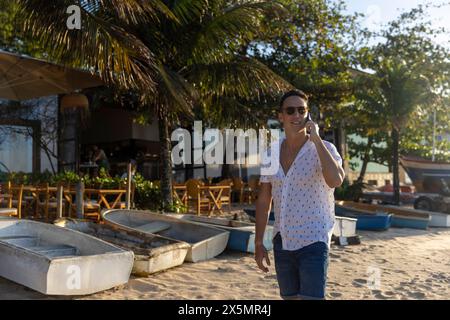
[356,58,432,204]
[16,0,174,91]
[17,0,292,210]
[132,1,292,208]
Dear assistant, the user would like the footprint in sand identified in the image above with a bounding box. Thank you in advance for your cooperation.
[329,292,342,298]
[353,279,367,287]
[216,267,234,273]
[376,258,388,264]
[329,253,341,259]
[373,291,388,300]
[208,285,220,290]
[407,291,426,299]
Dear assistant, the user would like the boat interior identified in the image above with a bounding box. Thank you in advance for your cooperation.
[55,219,187,254]
[0,220,124,259]
[104,210,227,244]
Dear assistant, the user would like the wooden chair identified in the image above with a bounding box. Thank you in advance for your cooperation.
[0,184,23,218]
[0,181,12,208]
[63,185,102,221]
[35,183,65,221]
[21,186,38,218]
[186,179,210,215]
[216,180,232,213]
[172,185,188,207]
[80,189,102,222]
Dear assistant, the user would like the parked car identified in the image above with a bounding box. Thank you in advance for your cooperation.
[414,178,450,214]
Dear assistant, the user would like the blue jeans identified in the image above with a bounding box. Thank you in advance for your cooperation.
[273,233,329,300]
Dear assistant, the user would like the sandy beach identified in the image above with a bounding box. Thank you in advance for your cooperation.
[1,213,449,300]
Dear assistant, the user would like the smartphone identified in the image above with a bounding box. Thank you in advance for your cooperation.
[306,113,312,134]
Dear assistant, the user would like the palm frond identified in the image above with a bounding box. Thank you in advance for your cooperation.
[187,55,292,100]
[148,63,197,119]
[200,95,270,129]
[190,1,287,64]
[16,0,168,91]
[168,0,208,24]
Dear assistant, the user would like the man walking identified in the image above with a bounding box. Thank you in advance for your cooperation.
[255,90,345,300]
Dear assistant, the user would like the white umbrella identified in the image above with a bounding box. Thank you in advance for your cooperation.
[0,50,103,101]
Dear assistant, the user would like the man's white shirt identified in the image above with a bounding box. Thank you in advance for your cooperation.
[260,137,343,251]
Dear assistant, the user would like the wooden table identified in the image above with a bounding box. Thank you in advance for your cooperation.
[200,185,231,215]
[173,185,188,206]
[96,189,127,209]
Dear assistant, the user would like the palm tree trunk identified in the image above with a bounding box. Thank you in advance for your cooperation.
[159,114,173,209]
[357,136,373,184]
[392,128,400,205]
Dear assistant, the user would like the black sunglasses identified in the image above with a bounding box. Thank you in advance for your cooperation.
[283,107,308,115]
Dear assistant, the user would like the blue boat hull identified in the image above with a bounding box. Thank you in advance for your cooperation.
[391,216,429,230]
[226,227,274,253]
[166,213,274,254]
[353,214,392,231]
[335,205,392,231]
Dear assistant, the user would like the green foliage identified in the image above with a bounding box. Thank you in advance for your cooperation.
[52,171,82,185]
[3,169,186,212]
[5,170,53,185]
[346,3,450,180]
[51,170,123,189]
[15,0,169,92]
[248,0,362,126]
[334,179,366,201]
[134,173,187,213]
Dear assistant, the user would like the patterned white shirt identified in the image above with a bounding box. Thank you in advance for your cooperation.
[260,137,343,251]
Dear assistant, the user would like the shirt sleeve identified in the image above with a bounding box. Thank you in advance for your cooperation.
[324,141,343,167]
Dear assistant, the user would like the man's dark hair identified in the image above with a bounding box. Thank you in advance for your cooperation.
[279,89,309,111]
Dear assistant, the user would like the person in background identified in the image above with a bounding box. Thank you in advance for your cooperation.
[91,145,110,175]
[121,160,137,182]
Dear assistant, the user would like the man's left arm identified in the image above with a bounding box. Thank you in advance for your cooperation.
[306,122,345,188]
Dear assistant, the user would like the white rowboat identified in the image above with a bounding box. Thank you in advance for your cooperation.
[0,219,134,295]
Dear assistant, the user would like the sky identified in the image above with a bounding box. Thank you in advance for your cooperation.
[342,0,450,46]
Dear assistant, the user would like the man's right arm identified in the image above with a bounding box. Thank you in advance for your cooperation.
[255,182,272,245]
[254,182,272,272]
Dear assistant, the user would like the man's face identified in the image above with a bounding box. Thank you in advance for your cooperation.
[278,96,309,134]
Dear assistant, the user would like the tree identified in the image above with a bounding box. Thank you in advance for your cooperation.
[129,1,292,208]
[16,0,172,92]
[400,99,450,162]
[353,4,450,204]
[16,0,293,210]
[248,0,363,128]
